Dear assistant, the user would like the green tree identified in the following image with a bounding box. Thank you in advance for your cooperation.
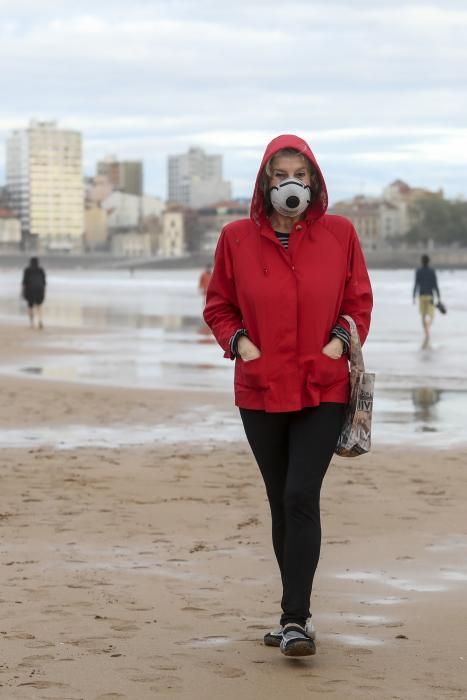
[406,197,467,245]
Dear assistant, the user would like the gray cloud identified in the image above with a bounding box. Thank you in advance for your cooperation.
[0,0,466,201]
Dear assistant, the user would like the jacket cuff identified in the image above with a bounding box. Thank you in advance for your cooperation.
[337,316,350,333]
[229,328,248,359]
[331,324,350,354]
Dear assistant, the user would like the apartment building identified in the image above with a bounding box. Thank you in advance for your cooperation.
[6,120,83,250]
[97,156,143,196]
[168,147,231,208]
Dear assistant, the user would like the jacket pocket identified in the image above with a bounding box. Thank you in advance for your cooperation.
[306,353,348,388]
[237,356,268,390]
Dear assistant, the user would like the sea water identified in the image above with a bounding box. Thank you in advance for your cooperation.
[0,267,466,447]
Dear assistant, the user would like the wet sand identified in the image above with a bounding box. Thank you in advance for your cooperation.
[1,325,467,699]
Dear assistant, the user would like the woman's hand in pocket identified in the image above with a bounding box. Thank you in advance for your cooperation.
[238,336,261,362]
[321,337,344,359]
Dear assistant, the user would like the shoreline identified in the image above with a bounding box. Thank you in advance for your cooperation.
[1,322,466,452]
[3,249,467,271]
[1,371,466,453]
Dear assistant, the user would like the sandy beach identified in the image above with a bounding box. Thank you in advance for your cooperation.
[1,323,467,700]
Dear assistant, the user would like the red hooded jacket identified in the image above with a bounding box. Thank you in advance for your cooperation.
[203,134,373,412]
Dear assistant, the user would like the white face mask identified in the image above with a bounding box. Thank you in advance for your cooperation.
[269,179,312,217]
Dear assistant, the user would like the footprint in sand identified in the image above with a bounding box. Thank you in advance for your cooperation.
[4,631,35,640]
[24,640,55,649]
[18,654,55,667]
[205,663,246,679]
[324,680,347,686]
[237,516,260,529]
[109,621,140,633]
[68,636,116,653]
[152,665,179,673]
[94,695,127,700]
[18,681,69,689]
[148,673,182,687]
[346,648,374,655]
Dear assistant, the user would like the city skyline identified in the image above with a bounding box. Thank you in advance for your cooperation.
[0,1,466,203]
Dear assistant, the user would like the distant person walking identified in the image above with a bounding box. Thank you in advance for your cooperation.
[22,257,46,329]
[413,254,441,349]
[198,265,212,302]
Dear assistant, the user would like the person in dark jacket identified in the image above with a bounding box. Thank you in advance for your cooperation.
[204,135,372,657]
[22,257,46,329]
[413,254,441,348]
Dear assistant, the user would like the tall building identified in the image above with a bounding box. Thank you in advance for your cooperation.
[168,146,231,208]
[97,156,143,196]
[6,120,84,250]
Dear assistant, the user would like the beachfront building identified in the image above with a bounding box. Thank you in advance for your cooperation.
[85,174,113,206]
[196,200,250,252]
[101,191,164,232]
[330,196,400,249]
[97,156,143,196]
[167,147,231,208]
[0,208,21,249]
[111,232,152,257]
[159,211,184,257]
[383,179,443,235]
[6,120,84,251]
[98,192,168,256]
[84,204,108,251]
[330,180,443,249]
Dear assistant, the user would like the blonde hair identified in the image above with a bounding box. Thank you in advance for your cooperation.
[264,148,312,178]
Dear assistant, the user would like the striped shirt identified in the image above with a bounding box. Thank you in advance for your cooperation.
[275,231,290,249]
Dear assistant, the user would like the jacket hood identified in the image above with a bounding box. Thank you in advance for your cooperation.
[250,134,328,227]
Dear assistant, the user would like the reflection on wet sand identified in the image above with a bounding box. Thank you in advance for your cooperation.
[371,384,467,444]
[0,406,244,449]
[411,387,441,432]
[412,386,441,413]
[78,307,199,332]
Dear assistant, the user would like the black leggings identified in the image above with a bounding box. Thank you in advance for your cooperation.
[240,403,345,627]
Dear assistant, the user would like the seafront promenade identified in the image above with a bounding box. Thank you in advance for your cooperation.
[2,246,467,271]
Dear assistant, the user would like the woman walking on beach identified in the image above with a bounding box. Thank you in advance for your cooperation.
[204,135,372,657]
[22,257,47,329]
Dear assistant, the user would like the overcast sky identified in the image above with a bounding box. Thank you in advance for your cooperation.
[1,0,466,203]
